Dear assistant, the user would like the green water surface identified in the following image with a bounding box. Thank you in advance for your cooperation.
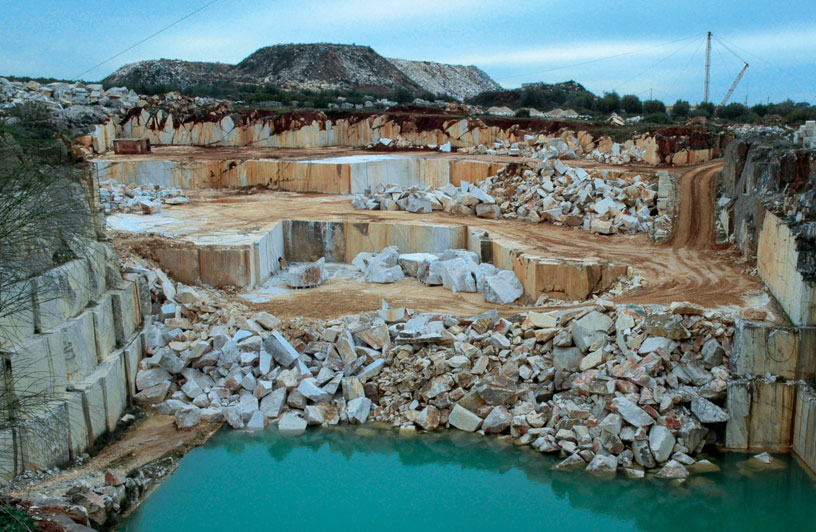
[122,426,816,532]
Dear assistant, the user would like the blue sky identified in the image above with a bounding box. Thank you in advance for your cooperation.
[1,0,814,104]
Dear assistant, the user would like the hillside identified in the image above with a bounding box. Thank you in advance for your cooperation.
[467,80,597,111]
[101,59,232,90]
[102,43,502,99]
[388,59,502,101]
[232,44,420,93]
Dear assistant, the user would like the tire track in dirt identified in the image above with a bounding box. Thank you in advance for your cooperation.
[124,161,761,313]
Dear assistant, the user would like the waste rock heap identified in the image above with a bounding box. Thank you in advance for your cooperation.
[354,159,666,236]
[134,260,734,478]
[0,77,139,129]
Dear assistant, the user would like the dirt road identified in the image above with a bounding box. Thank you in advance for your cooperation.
[115,160,763,315]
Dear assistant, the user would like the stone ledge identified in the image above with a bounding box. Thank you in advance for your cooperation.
[731,320,816,380]
[793,382,816,474]
[726,378,798,452]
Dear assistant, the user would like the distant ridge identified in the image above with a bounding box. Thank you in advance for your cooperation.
[103,43,502,101]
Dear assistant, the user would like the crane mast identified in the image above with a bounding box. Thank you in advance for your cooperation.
[704,31,711,103]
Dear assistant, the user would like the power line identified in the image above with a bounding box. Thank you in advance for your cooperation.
[499,33,704,81]
[75,0,224,80]
[614,34,702,93]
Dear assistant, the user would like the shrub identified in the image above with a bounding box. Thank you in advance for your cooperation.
[643,113,672,124]
[596,91,621,113]
[718,103,748,121]
[621,94,642,114]
[695,101,716,118]
[642,99,666,114]
[514,108,530,118]
[0,505,35,532]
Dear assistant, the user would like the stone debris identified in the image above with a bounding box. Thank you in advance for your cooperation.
[98,179,188,215]
[353,159,668,237]
[353,246,524,304]
[132,260,736,478]
[0,77,141,129]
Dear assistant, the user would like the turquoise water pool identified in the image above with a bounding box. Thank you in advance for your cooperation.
[122,426,816,532]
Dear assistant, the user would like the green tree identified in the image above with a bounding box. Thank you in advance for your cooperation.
[643,99,666,114]
[751,104,768,117]
[621,94,643,114]
[694,101,716,117]
[671,100,690,118]
[596,91,621,113]
[718,103,748,121]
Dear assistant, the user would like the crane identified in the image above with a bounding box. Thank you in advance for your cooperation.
[720,63,749,107]
[703,32,750,107]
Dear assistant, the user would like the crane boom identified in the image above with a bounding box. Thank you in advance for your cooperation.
[720,63,749,107]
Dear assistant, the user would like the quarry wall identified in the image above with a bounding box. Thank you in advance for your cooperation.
[86,112,714,166]
[93,155,506,194]
[0,175,148,485]
[145,219,627,303]
[0,245,147,484]
[718,139,816,468]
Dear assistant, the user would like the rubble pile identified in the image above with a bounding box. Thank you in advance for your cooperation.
[98,179,188,215]
[460,134,650,165]
[353,160,664,236]
[0,76,226,137]
[0,77,139,128]
[728,123,793,142]
[353,246,524,304]
[133,259,735,478]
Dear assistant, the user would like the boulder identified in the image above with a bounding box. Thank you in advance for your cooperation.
[136,368,171,391]
[586,453,618,473]
[278,412,307,435]
[614,398,655,427]
[175,405,201,429]
[439,258,477,293]
[482,270,524,304]
[632,439,655,468]
[366,263,405,283]
[260,387,286,418]
[476,204,501,219]
[134,382,170,405]
[263,332,300,367]
[648,425,675,464]
[398,253,439,278]
[414,405,441,431]
[286,258,327,288]
[690,396,728,423]
[246,410,268,430]
[448,404,481,432]
[297,378,332,402]
[347,397,372,424]
[656,460,689,479]
[554,347,583,372]
[482,405,512,433]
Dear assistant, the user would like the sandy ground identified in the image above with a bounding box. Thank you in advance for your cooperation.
[113,160,764,314]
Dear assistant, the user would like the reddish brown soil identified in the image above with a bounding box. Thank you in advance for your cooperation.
[8,416,218,499]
